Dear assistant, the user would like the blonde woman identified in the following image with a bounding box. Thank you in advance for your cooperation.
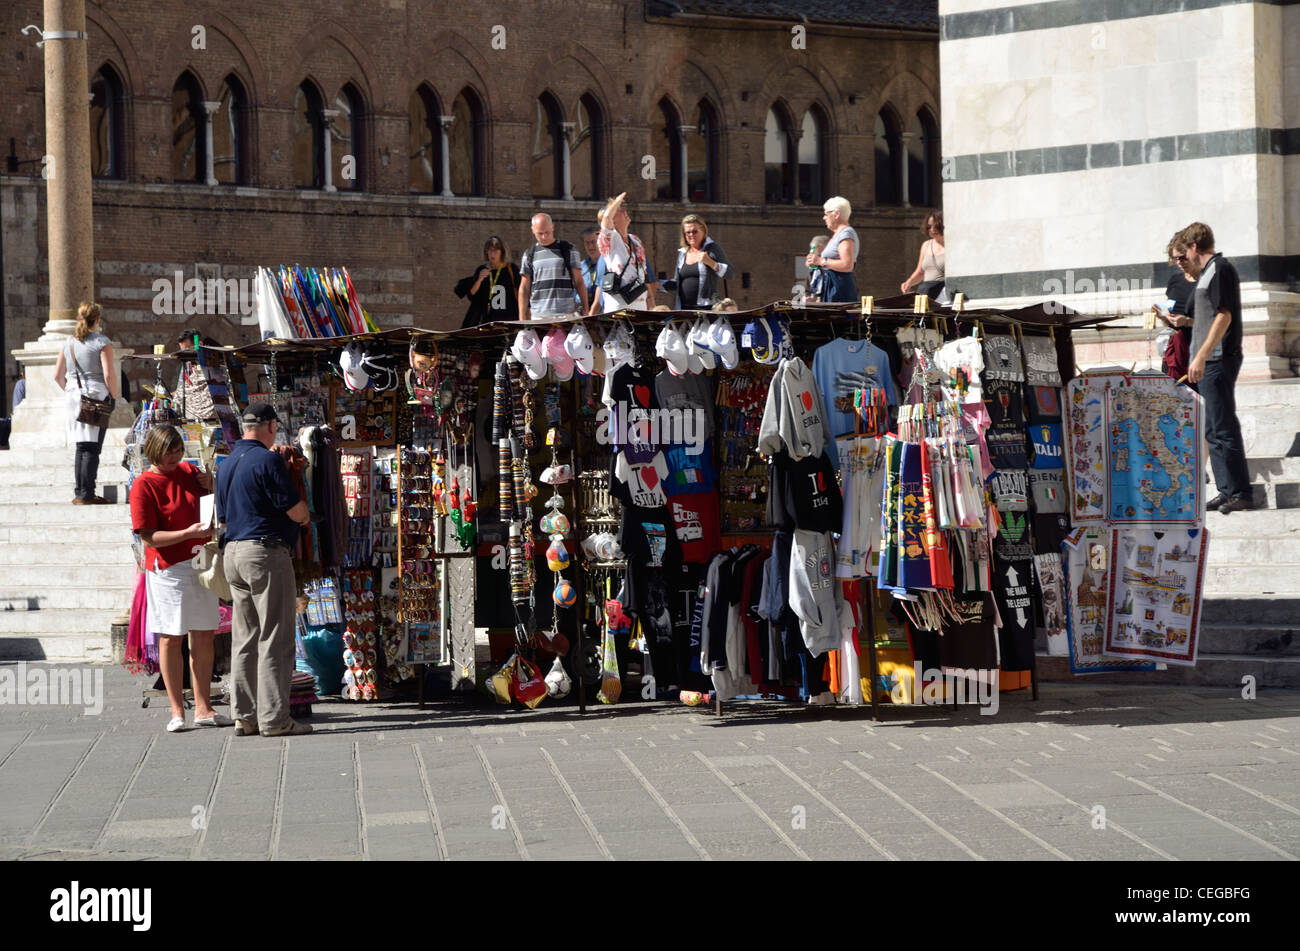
[52,301,117,504]
[673,214,732,310]
[810,197,858,302]
[129,425,229,732]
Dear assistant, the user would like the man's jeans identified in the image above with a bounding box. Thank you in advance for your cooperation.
[1201,350,1252,500]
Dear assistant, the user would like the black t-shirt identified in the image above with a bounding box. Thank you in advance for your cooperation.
[770,451,843,533]
[455,264,520,328]
[1164,270,1194,317]
[1191,253,1243,359]
[983,381,1028,471]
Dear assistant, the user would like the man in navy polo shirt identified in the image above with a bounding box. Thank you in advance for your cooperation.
[216,402,312,736]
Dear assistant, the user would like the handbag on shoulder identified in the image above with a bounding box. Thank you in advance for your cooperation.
[67,342,114,428]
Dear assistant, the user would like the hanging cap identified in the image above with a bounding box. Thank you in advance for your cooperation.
[564,322,596,375]
[656,321,690,376]
[338,342,370,391]
[708,317,739,370]
[687,317,716,371]
[511,328,548,380]
[602,321,636,368]
[542,326,575,381]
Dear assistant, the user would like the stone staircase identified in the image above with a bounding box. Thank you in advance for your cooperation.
[1038,378,1300,688]
[0,437,137,662]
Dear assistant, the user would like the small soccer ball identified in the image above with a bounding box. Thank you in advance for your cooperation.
[553,580,577,607]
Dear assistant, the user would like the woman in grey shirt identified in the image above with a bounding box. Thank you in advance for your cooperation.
[52,301,118,504]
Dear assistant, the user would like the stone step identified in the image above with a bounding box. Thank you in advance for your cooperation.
[5,429,133,451]
[0,523,133,545]
[1248,457,1300,483]
[0,608,123,635]
[0,501,130,524]
[1206,534,1300,565]
[1195,623,1298,656]
[0,483,133,504]
[0,631,113,663]
[1203,508,1300,535]
[1235,378,1300,406]
[0,543,134,566]
[1035,652,1300,688]
[1200,596,1300,626]
[0,586,134,612]
[0,463,130,487]
[1203,564,1300,596]
[0,563,139,588]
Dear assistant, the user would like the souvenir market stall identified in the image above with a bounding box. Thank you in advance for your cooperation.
[131,287,1208,720]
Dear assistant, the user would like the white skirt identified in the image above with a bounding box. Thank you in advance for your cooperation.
[145,560,220,637]
[65,382,109,442]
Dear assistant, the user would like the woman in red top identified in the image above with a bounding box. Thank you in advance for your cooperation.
[130,426,231,732]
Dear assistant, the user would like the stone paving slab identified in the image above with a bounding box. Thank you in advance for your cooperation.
[3,664,1300,860]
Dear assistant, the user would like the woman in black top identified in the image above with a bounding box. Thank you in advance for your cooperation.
[455,235,520,327]
[673,215,732,310]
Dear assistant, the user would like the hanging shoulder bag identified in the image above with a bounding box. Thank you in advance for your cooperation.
[193,454,245,601]
[68,341,114,429]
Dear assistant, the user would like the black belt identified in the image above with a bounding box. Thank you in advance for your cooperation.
[230,536,289,548]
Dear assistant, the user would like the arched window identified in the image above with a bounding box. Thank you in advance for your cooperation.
[909,107,940,208]
[89,64,125,179]
[293,81,325,188]
[571,93,604,201]
[213,74,248,185]
[450,88,483,196]
[531,93,564,199]
[332,83,364,191]
[764,106,793,204]
[874,106,903,206]
[798,108,826,205]
[650,98,682,202]
[171,72,205,183]
[409,84,441,193]
[688,99,719,203]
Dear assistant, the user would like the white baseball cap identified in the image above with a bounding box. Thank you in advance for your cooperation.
[564,322,596,375]
[656,321,690,376]
[602,321,636,368]
[511,328,547,380]
[339,342,370,391]
[687,317,716,371]
[708,317,739,370]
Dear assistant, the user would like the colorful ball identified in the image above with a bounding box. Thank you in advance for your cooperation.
[553,580,577,607]
[546,541,570,572]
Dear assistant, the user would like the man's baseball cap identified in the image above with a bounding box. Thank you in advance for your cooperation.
[242,402,280,424]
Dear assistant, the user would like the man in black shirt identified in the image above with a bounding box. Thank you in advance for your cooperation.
[1180,222,1252,513]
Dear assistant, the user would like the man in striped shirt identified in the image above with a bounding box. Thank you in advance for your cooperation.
[518,213,588,320]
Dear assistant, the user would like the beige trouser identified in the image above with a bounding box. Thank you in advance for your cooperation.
[224,540,297,732]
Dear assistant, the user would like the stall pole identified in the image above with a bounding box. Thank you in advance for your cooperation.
[861,578,881,722]
[571,376,586,716]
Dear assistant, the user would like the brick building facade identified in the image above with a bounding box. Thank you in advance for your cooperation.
[1,0,939,397]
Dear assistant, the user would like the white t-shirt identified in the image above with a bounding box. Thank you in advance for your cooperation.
[614,452,669,508]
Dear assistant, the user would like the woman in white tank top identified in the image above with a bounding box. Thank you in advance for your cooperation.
[901,212,946,297]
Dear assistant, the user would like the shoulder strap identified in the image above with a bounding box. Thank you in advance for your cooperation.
[66,339,86,390]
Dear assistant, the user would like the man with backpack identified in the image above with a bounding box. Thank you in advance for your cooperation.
[518,214,588,320]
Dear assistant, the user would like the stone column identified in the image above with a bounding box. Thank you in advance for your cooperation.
[678,125,693,203]
[559,121,574,201]
[438,115,454,197]
[201,100,220,186]
[900,131,913,207]
[321,108,339,192]
[11,0,133,447]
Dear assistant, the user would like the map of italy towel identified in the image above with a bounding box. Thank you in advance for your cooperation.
[1106,372,1204,527]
